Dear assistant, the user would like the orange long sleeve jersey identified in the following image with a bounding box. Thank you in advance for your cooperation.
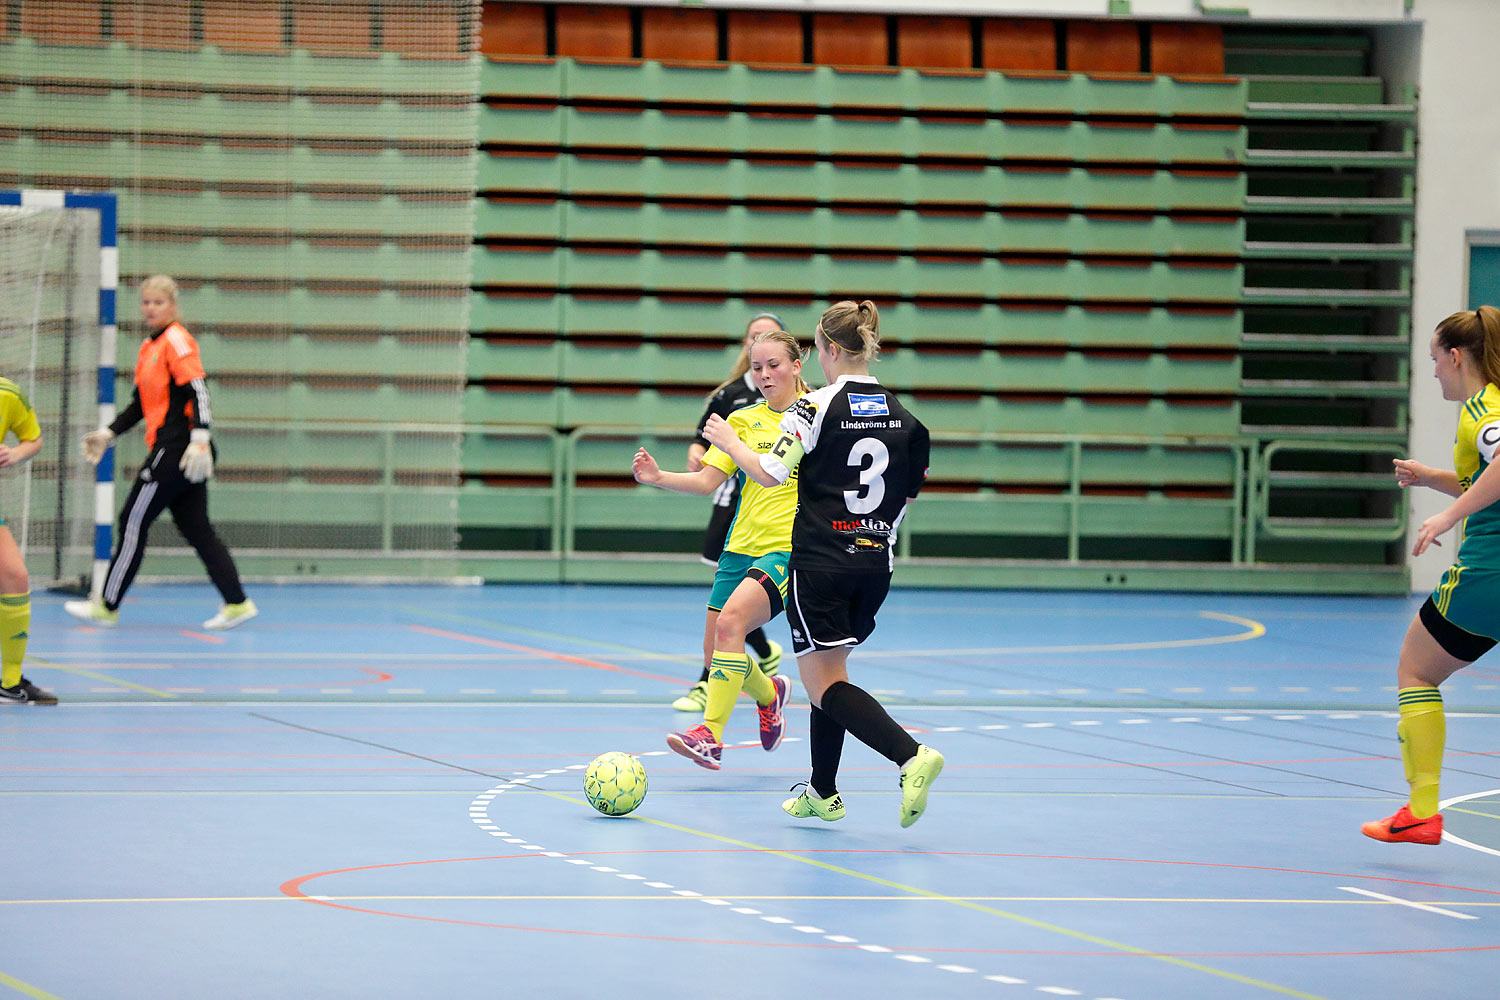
[110,321,212,449]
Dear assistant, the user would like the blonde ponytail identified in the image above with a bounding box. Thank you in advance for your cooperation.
[815,299,881,362]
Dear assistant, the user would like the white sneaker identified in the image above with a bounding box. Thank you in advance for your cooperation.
[203,599,257,631]
[64,599,118,628]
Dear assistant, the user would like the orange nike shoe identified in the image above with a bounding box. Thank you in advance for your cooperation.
[1361,804,1443,845]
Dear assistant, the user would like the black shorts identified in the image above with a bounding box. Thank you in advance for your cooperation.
[785,567,891,655]
[1420,596,1497,662]
[700,501,736,565]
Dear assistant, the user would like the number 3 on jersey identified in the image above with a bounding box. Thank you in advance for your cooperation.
[845,437,888,514]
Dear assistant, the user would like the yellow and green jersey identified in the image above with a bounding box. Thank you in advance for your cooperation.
[701,398,800,558]
[0,378,40,444]
[1454,382,1500,562]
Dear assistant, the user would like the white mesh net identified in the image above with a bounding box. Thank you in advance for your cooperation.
[3,1,479,578]
[0,205,103,591]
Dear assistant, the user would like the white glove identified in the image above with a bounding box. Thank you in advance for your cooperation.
[179,428,213,483]
[81,427,115,465]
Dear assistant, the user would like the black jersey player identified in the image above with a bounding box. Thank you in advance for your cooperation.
[705,300,941,827]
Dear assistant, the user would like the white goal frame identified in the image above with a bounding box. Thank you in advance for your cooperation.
[0,189,117,597]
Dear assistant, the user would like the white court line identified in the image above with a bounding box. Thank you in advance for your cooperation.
[1437,788,1500,859]
[467,760,1111,995]
[1336,886,1476,920]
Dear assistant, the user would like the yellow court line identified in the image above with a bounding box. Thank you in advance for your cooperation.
[1449,805,1500,821]
[409,607,1267,661]
[400,606,699,663]
[630,811,1328,1000]
[859,611,1267,658]
[0,969,66,1000]
[27,657,176,699]
[497,781,1328,999]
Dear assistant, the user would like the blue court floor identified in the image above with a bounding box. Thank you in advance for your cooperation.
[2,583,1497,1000]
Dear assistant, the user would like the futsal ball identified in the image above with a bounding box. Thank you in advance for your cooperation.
[584,751,648,816]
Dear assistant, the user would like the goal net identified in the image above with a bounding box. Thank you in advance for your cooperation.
[0,199,108,593]
[5,2,478,581]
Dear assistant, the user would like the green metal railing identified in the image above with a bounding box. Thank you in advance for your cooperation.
[182,420,1405,574]
[1246,438,1408,562]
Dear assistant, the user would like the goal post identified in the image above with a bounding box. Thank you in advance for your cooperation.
[0,189,116,596]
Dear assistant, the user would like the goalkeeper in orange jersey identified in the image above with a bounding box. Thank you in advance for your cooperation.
[64,275,255,632]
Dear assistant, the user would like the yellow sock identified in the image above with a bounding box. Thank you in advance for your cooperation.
[703,650,750,742]
[741,659,774,705]
[0,592,30,689]
[1397,686,1445,818]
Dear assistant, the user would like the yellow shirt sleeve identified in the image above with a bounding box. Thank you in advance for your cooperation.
[0,379,39,441]
[700,410,749,477]
[701,445,736,477]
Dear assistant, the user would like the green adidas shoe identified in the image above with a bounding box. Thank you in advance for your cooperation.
[753,638,782,678]
[64,599,118,628]
[204,599,258,631]
[899,745,944,828]
[783,783,845,822]
[671,680,708,712]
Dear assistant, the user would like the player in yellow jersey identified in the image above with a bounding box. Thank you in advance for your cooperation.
[632,329,807,768]
[1363,305,1500,844]
[671,312,788,712]
[0,378,54,705]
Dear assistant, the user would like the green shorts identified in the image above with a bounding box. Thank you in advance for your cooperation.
[708,550,790,614]
[1429,560,1500,644]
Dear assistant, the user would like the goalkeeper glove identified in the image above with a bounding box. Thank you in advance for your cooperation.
[180,428,213,483]
[81,427,115,465]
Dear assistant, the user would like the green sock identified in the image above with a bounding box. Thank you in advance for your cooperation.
[1397,686,1445,818]
[741,659,774,705]
[0,592,29,689]
[703,650,750,742]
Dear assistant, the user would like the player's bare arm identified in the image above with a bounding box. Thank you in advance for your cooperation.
[0,435,42,469]
[633,447,729,496]
[1393,458,1462,497]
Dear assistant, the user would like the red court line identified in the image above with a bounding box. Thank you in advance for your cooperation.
[232,668,395,692]
[147,668,396,693]
[408,625,684,684]
[281,849,1500,957]
[178,630,226,644]
[280,856,842,948]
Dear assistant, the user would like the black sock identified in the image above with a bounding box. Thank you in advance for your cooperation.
[696,667,709,684]
[819,680,919,766]
[809,705,845,797]
[745,627,772,659]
